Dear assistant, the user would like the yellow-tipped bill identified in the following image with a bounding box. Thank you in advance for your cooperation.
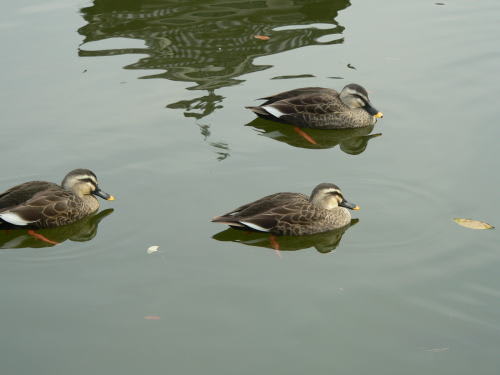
[374,112,384,118]
[352,205,360,210]
[107,195,115,201]
[339,200,359,210]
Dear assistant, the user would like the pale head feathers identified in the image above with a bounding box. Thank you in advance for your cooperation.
[310,183,345,210]
[340,83,372,109]
[61,169,99,197]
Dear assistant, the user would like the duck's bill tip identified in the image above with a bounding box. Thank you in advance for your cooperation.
[107,195,115,201]
[374,112,384,118]
[352,205,361,211]
[340,201,360,210]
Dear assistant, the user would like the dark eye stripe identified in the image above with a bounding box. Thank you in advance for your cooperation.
[79,178,97,188]
[354,94,368,104]
[329,191,343,199]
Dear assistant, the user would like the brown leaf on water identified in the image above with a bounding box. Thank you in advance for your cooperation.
[144,315,161,320]
[453,218,494,230]
[254,35,270,40]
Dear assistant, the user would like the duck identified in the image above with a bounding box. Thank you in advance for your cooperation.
[0,169,114,228]
[211,183,359,236]
[246,83,383,129]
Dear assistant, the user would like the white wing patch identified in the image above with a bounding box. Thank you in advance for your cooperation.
[263,105,285,118]
[0,212,34,226]
[240,221,271,232]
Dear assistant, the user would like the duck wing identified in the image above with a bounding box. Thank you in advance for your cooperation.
[215,192,305,218]
[0,181,58,210]
[0,188,76,227]
[248,88,343,127]
[212,193,312,233]
[258,87,336,105]
[244,203,334,235]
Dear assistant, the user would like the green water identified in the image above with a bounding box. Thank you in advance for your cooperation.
[1,1,499,374]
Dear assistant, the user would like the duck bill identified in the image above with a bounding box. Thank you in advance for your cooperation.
[339,200,360,210]
[365,103,383,118]
[93,188,115,201]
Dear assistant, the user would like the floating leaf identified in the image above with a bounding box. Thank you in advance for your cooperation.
[453,218,494,230]
[254,35,270,40]
[144,315,161,320]
[147,245,160,254]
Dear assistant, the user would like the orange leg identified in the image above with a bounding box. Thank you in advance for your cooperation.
[269,235,282,257]
[293,127,317,145]
[27,230,59,245]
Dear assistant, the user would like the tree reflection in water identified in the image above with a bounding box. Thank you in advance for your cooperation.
[78,1,351,158]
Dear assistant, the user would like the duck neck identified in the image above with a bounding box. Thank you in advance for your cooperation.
[82,195,100,214]
[310,196,338,210]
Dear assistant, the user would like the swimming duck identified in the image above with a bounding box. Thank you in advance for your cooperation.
[0,169,114,228]
[211,183,359,236]
[246,83,383,129]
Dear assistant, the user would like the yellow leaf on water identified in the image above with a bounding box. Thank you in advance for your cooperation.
[254,35,270,40]
[453,218,494,230]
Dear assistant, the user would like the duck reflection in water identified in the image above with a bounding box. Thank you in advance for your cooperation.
[212,219,358,254]
[247,117,381,154]
[79,0,350,119]
[0,209,113,249]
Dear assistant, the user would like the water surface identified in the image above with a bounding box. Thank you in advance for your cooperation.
[1,1,499,374]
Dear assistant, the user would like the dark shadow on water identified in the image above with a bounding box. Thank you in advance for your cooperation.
[78,0,351,119]
[247,117,382,154]
[0,209,113,249]
[212,219,358,254]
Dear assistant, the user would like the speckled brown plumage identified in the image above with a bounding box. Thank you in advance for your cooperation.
[0,169,113,229]
[212,183,357,236]
[247,84,382,129]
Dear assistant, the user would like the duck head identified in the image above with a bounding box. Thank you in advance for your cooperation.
[62,169,115,200]
[309,183,359,211]
[340,84,383,118]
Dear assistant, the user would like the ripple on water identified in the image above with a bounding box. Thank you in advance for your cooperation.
[346,176,449,251]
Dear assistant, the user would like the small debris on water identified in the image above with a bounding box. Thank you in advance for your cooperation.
[271,74,315,80]
[425,347,449,352]
[147,245,160,254]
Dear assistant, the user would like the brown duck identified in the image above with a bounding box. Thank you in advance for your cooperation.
[246,83,383,129]
[0,169,114,228]
[212,183,359,236]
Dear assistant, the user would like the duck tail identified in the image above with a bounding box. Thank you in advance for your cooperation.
[245,106,270,117]
[211,215,245,227]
